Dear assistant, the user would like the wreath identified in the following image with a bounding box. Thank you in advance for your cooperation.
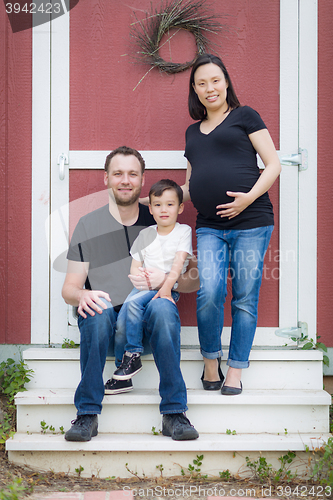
[131,0,225,75]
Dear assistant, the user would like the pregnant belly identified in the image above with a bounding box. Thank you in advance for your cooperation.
[189,166,259,218]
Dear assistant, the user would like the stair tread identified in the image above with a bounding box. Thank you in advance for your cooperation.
[7,432,331,452]
[23,347,324,361]
[15,388,332,405]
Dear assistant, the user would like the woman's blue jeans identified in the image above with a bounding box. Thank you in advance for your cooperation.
[196,225,273,368]
[122,288,180,353]
[74,296,187,415]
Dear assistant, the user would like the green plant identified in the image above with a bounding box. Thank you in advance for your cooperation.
[75,465,84,477]
[284,428,288,435]
[62,338,79,349]
[151,426,161,435]
[0,477,28,500]
[246,456,273,483]
[40,421,63,435]
[246,452,298,484]
[0,413,15,444]
[226,429,237,435]
[291,334,329,367]
[125,463,145,480]
[0,358,34,403]
[274,452,297,482]
[307,437,333,488]
[156,464,164,476]
[219,469,231,480]
[180,454,207,479]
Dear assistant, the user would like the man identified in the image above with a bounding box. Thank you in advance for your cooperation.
[62,146,199,442]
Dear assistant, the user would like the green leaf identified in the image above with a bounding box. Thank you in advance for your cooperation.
[301,342,313,350]
[316,342,328,352]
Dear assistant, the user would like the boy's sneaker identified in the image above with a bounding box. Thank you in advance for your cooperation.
[104,377,133,395]
[65,414,98,442]
[162,413,199,441]
[112,352,142,380]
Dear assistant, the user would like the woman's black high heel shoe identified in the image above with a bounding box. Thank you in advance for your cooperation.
[201,358,224,391]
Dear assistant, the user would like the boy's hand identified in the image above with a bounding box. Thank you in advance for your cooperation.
[152,285,175,304]
[129,267,166,290]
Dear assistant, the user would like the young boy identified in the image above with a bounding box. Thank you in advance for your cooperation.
[112,179,192,380]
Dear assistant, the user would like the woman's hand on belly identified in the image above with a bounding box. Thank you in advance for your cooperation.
[216,191,253,219]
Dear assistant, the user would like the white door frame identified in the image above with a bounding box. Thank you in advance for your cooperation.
[31,0,317,345]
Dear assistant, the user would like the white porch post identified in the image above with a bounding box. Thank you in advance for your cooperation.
[31,21,51,344]
[298,0,317,339]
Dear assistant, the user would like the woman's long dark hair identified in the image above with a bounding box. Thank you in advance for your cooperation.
[188,54,240,121]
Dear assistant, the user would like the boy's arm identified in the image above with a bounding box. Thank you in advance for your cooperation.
[152,251,189,303]
[130,258,144,276]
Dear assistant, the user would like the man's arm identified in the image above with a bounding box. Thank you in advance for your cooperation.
[62,260,111,319]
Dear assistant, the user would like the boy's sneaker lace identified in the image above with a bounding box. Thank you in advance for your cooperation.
[162,413,199,441]
[113,352,142,380]
[65,414,98,442]
[104,377,133,395]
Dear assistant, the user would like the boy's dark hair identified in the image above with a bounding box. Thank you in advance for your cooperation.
[104,146,145,174]
[149,179,183,205]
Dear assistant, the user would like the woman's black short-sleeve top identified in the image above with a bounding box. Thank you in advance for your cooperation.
[184,105,274,230]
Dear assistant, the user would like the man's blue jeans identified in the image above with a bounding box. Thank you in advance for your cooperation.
[74,297,187,415]
[196,225,273,369]
[122,288,180,353]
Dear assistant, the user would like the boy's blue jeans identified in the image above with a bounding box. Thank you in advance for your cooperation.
[121,288,180,353]
[196,225,273,368]
[74,296,187,416]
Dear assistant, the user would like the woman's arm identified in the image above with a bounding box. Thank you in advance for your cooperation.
[179,161,192,202]
[216,128,281,219]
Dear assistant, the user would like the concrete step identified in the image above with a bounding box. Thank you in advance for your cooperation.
[7,432,330,478]
[67,323,295,348]
[23,348,325,391]
[15,388,331,435]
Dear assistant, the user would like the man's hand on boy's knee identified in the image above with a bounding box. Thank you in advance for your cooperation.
[77,290,111,318]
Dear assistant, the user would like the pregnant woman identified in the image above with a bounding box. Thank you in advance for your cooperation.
[181,54,281,395]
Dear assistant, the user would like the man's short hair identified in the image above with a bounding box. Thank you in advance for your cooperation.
[149,179,183,205]
[104,146,145,174]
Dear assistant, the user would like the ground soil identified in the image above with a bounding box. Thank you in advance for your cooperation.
[1,447,332,499]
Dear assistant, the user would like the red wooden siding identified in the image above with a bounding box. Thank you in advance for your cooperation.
[317,0,333,347]
[0,9,32,344]
[69,170,279,328]
[69,0,280,327]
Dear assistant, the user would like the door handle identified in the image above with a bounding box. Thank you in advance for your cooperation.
[57,153,69,180]
[280,149,308,171]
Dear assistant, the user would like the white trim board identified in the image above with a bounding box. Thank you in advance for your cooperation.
[69,150,188,170]
[69,150,269,170]
[31,21,51,344]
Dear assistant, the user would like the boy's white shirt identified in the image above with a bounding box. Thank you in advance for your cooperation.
[130,223,192,275]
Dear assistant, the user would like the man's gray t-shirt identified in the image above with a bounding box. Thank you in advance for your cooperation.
[67,204,155,307]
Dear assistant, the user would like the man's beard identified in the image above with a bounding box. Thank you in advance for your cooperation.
[109,186,141,206]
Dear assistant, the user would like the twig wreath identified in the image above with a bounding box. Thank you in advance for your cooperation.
[130,0,226,75]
